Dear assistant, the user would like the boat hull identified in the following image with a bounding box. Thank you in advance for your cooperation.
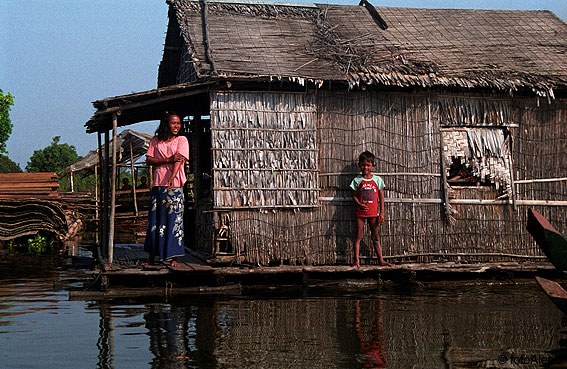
[535,276,567,313]
[527,209,567,271]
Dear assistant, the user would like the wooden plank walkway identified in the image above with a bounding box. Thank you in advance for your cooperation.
[73,254,565,300]
[105,244,214,275]
[67,243,566,300]
[99,244,561,280]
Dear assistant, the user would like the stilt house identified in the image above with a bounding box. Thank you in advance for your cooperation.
[86,0,567,265]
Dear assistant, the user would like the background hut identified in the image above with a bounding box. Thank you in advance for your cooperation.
[87,0,567,266]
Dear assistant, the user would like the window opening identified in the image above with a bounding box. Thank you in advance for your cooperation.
[442,128,512,195]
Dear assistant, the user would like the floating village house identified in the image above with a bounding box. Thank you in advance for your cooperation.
[86,0,567,266]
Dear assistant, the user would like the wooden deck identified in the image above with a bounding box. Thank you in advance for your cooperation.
[68,243,566,300]
[106,243,214,274]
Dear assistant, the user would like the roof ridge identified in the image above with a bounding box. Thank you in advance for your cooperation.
[170,0,317,8]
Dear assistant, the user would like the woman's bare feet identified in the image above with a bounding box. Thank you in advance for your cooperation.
[141,257,156,268]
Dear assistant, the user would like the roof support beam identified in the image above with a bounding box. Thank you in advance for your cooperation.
[200,0,216,74]
[359,0,388,30]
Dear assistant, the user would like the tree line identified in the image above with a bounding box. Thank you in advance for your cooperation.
[1,89,92,192]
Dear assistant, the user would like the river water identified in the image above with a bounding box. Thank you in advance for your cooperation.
[1,246,566,368]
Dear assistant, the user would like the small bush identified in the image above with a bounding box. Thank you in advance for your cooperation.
[8,233,57,254]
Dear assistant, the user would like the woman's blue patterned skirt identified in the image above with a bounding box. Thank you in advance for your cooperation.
[144,187,185,261]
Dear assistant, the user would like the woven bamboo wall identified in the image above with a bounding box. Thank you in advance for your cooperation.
[196,90,567,265]
[514,98,567,202]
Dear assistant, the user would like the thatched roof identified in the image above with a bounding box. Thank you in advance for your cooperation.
[66,129,153,172]
[159,0,567,95]
[84,81,213,133]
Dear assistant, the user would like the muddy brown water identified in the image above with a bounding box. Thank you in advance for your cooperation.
[1,245,566,368]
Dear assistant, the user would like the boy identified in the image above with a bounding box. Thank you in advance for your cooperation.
[349,151,393,267]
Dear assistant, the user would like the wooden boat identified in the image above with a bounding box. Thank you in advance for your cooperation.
[528,210,567,313]
[527,208,567,271]
[535,276,567,314]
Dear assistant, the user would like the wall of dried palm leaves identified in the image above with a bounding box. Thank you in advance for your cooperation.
[210,91,318,209]
[195,89,567,265]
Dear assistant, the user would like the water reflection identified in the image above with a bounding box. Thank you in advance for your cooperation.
[145,305,191,368]
[2,268,567,368]
[87,283,567,369]
[97,303,114,369]
[355,299,386,368]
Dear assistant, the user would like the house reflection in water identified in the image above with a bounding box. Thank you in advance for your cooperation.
[90,283,566,368]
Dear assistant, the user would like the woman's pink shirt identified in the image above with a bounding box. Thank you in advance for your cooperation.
[146,136,189,187]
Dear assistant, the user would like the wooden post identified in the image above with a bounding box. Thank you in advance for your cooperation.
[108,113,118,265]
[102,131,110,258]
[94,164,99,244]
[440,144,451,218]
[97,132,103,247]
[69,171,74,192]
[193,115,202,200]
[506,134,518,211]
[434,97,452,223]
[213,211,219,256]
[130,140,139,216]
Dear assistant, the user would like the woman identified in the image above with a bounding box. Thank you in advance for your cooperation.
[144,111,189,267]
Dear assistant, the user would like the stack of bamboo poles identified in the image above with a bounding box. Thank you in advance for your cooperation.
[59,192,97,213]
[0,173,60,199]
[0,173,74,241]
[112,217,148,244]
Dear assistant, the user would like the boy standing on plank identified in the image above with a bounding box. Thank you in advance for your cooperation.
[350,151,393,267]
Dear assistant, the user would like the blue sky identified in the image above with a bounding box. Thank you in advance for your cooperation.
[1,0,566,168]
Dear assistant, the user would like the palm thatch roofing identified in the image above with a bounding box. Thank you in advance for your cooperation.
[85,82,213,133]
[159,0,567,96]
[65,129,154,173]
[85,0,567,134]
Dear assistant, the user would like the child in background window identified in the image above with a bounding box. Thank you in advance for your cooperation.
[350,151,393,267]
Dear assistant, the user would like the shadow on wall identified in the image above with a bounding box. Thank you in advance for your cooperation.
[325,162,358,263]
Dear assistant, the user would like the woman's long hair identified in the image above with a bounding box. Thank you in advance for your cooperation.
[155,111,184,141]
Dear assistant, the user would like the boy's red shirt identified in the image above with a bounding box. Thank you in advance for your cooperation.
[350,175,385,218]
